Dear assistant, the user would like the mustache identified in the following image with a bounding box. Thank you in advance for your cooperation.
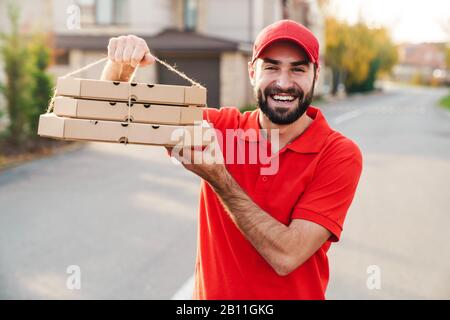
[263,85,304,99]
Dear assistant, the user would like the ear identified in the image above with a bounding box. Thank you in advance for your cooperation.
[314,64,320,82]
[248,61,255,86]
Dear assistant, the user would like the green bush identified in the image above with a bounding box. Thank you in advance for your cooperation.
[27,35,54,136]
[0,3,31,145]
[0,3,54,147]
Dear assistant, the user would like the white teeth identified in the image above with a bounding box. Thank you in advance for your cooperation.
[272,95,295,101]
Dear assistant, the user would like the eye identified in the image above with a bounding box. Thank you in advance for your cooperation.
[264,65,278,70]
[292,67,305,73]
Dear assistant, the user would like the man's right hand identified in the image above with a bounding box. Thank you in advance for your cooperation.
[107,35,155,68]
[101,35,156,81]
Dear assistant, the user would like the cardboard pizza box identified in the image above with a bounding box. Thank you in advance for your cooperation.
[38,113,210,147]
[53,96,203,125]
[56,77,207,107]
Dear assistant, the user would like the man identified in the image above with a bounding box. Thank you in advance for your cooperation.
[102,20,363,299]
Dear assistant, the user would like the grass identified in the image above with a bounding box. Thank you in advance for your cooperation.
[439,91,450,111]
[239,104,257,113]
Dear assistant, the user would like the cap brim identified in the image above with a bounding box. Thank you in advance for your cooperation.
[252,36,316,65]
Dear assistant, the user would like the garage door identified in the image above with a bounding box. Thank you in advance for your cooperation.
[157,55,220,108]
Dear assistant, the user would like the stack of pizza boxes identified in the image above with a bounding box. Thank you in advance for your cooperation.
[38,77,208,147]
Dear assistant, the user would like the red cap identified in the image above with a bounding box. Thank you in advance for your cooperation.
[251,20,319,65]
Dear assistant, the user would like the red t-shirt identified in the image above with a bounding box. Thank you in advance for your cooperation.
[193,106,363,300]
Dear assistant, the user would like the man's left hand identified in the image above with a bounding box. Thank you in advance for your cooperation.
[165,139,227,187]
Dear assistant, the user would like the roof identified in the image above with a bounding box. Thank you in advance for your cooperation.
[55,29,251,54]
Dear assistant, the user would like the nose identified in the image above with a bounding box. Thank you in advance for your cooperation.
[275,70,294,90]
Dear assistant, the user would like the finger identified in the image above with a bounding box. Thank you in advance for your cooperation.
[182,147,193,164]
[130,46,145,68]
[167,145,185,159]
[114,36,127,63]
[184,146,204,165]
[122,36,135,65]
[170,146,191,164]
[192,145,205,160]
[136,38,154,64]
[165,146,173,157]
[107,38,118,61]
[202,140,224,165]
[141,52,156,66]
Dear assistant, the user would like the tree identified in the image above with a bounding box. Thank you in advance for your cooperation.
[342,22,378,92]
[0,3,54,148]
[325,16,398,94]
[0,3,32,144]
[324,17,350,95]
[345,25,398,93]
[27,34,54,136]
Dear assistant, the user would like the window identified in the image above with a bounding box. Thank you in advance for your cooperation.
[76,0,129,26]
[95,0,129,25]
[77,0,96,26]
[183,0,198,31]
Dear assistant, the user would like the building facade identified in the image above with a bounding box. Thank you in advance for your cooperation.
[394,42,449,86]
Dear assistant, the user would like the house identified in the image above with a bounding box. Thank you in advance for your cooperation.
[394,42,449,86]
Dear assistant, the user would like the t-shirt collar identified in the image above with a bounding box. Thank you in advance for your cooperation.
[240,106,332,154]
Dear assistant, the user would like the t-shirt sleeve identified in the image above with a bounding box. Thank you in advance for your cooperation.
[203,107,242,133]
[291,139,363,242]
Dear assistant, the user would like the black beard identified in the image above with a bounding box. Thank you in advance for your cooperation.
[257,77,315,125]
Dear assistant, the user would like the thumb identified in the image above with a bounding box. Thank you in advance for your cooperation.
[140,53,156,66]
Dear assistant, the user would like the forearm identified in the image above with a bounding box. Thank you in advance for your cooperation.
[100,60,136,81]
[208,170,294,275]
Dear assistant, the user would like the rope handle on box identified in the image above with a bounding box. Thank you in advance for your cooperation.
[46,55,205,114]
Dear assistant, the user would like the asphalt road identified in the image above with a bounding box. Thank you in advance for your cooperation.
[0,83,449,299]
[0,144,200,299]
[324,84,450,299]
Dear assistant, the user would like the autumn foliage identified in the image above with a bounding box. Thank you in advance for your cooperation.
[325,17,398,94]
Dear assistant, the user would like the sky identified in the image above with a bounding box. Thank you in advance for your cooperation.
[328,0,450,44]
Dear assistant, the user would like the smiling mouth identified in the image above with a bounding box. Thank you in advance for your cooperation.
[269,94,298,104]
